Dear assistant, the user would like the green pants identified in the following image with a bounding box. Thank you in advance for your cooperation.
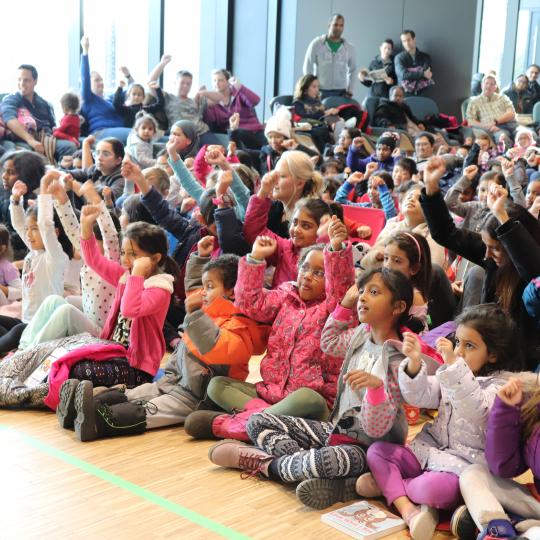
[206,376,329,421]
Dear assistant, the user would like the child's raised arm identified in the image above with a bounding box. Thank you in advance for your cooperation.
[185,236,213,292]
[9,180,30,250]
[39,173,69,262]
[167,141,204,203]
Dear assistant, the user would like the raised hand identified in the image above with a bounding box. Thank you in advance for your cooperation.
[282,139,299,150]
[327,215,348,251]
[166,139,179,161]
[180,197,197,214]
[197,235,215,257]
[80,204,101,239]
[258,170,279,198]
[11,180,27,202]
[344,370,383,390]
[48,179,68,204]
[348,171,365,185]
[486,184,509,223]
[463,164,479,181]
[227,141,237,156]
[216,170,233,197]
[497,377,523,407]
[365,161,379,177]
[352,136,366,149]
[148,81,160,90]
[370,175,386,189]
[161,54,172,66]
[229,112,240,131]
[436,337,456,365]
[341,283,359,309]
[205,146,228,168]
[402,332,422,377]
[119,65,131,78]
[500,159,514,178]
[79,180,101,204]
[81,36,89,53]
[251,235,277,260]
[424,156,446,195]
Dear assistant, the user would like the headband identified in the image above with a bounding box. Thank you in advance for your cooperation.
[402,231,422,262]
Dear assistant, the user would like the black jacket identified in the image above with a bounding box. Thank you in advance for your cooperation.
[360,55,396,98]
[373,98,420,128]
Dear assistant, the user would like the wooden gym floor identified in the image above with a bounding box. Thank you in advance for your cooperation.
[1,355,525,540]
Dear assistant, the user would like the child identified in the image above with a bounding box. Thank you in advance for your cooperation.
[0,224,22,306]
[207,267,433,510]
[454,376,540,539]
[506,127,537,160]
[125,113,159,169]
[325,127,362,169]
[44,208,177,411]
[113,81,164,128]
[335,170,397,219]
[358,304,520,540]
[474,134,502,172]
[243,173,335,286]
[347,134,397,174]
[56,236,268,441]
[0,175,72,353]
[393,157,417,188]
[53,93,81,148]
[184,221,355,441]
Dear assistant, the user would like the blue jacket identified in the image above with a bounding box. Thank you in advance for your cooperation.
[335,180,396,219]
[1,91,55,134]
[80,54,124,133]
[523,277,540,324]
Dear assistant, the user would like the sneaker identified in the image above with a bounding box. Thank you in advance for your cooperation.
[355,472,382,498]
[296,477,358,510]
[208,440,272,477]
[184,410,223,439]
[477,519,517,540]
[406,505,439,540]
[57,379,80,429]
[451,505,477,539]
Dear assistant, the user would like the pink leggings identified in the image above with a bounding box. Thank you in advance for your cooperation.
[367,442,462,510]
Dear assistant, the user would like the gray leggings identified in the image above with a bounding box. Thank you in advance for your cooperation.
[247,412,367,483]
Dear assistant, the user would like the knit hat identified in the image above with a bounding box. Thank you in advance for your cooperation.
[264,108,292,139]
[377,135,396,150]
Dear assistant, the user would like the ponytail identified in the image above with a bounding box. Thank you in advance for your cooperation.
[301,170,324,198]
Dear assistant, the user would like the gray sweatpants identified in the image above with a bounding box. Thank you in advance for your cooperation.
[125,382,198,429]
[460,463,540,536]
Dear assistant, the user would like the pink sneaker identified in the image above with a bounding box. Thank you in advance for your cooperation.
[208,440,273,477]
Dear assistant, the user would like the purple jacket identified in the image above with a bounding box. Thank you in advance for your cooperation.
[486,395,540,492]
[203,84,263,133]
[346,146,396,173]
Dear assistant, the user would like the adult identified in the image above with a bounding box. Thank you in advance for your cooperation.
[303,13,356,98]
[394,30,434,96]
[358,39,396,98]
[467,74,518,144]
[79,37,131,143]
[526,64,540,105]
[201,69,265,150]
[421,156,540,370]
[503,74,535,114]
[70,136,125,199]
[413,132,435,172]
[147,55,219,146]
[373,85,425,135]
[1,65,77,161]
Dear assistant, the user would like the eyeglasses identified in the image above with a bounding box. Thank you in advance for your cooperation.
[299,263,325,280]
[92,150,114,159]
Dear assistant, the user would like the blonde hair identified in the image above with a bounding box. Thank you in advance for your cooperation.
[278,150,323,199]
[142,166,170,195]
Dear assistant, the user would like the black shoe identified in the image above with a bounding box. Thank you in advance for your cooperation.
[74,380,98,442]
[184,410,223,439]
[451,505,477,539]
[57,379,80,430]
[95,401,147,438]
[296,477,358,510]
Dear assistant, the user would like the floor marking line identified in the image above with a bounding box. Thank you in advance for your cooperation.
[0,424,251,540]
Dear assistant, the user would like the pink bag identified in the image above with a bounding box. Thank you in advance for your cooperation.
[212,397,269,441]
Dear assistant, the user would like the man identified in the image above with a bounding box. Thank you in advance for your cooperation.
[467,74,517,144]
[303,13,356,98]
[413,132,435,171]
[526,64,540,105]
[147,54,218,145]
[394,30,434,96]
[1,65,77,160]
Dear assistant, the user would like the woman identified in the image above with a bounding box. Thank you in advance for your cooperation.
[265,150,323,238]
[373,85,425,135]
[358,39,396,98]
[201,69,265,150]
[292,75,338,153]
[503,74,535,115]
[422,156,540,370]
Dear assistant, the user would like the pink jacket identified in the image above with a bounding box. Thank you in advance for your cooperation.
[234,244,355,407]
[80,235,174,376]
[193,144,240,184]
[243,194,299,287]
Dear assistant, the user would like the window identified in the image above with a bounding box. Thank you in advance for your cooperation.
[162,0,202,96]
[83,0,151,93]
[514,1,540,76]
[477,0,509,78]
[0,0,75,119]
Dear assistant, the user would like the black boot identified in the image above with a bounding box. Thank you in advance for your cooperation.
[74,381,145,442]
[57,379,80,429]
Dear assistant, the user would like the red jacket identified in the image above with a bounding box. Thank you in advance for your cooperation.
[53,114,80,146]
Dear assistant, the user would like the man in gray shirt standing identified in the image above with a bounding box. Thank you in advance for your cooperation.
[303,14,357,99]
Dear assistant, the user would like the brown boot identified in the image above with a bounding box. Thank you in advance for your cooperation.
[208,440,273,477]
[355,472,382,498]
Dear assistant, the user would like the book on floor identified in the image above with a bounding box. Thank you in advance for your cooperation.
[321,500,406,539]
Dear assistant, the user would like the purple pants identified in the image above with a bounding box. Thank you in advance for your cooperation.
[367,442,462,510]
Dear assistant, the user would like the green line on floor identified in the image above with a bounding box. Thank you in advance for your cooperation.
[0,424,251,540]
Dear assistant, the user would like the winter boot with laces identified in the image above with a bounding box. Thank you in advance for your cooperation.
[74,380,145,441]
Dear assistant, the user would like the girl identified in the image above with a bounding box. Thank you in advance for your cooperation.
[455,376,540,539]
[383,231,431,330]
[0,224,22,306]
[113,81,164,128]
[0,175,72,353]
[358,303,520,540]
[506,126,537,160]
[251,150,324,239]
[62,207,176,390]
[125,113,159,169]
[207,267,433,511]
[184,219,355,440]
[422,156,540,370]
[16,177,120,350]
[244,171,334,286]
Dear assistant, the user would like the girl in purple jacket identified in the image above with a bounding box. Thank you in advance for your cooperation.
[456,376,540,539]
